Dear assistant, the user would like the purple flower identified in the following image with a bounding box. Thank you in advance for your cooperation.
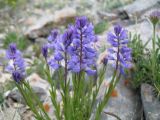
[68,16,97,75]
[102,57,108,65]
[85,68,97,76]
[47,29,59,50]
[47,16,97,76]
[6,43,25,83]
[107,25,132,74]
[149,11,160,25]
[48,58,60,70]
[54,52,63,61]
[75,16,89,28]
[48,26,74,70]
[41,44,48,59]
[62,26,75,50]
[6,43,21,59]
[12,71,24,83]
[68,56,80,72]
[47,29,59,42]
[14,57,25,72]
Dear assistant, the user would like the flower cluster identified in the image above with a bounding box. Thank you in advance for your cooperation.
[68,16,97,75]
[47,29,59,50]
[48,26,74,70]
[6,43,25,83]
[107,25,132,74]
[42,16,97,75]
[149,10,160,26]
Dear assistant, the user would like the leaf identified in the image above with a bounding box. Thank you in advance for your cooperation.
[94,21,108,34]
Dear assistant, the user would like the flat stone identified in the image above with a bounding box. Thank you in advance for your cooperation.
[25,7,76,40]
[127,20,153,49]
[118,0,160,15]
[141,83,160,120]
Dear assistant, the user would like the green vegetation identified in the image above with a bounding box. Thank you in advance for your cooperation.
[3,32,28,51]
[153,37,160,98]
[129,22,160,98]
[0,92,4,105]
[26,58,45,79]
[0,81,16,105]
[102,0,133,11]
[129,34,152,89]
[0,0,26,9]
[94,21,108,34]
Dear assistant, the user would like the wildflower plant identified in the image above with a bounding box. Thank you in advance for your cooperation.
[6,17,132,120]
[149,11,160,97]
[149,11,160,80]
[129,10,160,97]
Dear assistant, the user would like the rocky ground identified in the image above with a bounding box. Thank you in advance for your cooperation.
[0,0,160,120]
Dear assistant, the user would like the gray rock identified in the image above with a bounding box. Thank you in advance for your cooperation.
[26,73,50,91]
[0,73,11,83]
[141,83,160,120]
[90,63,142,120]
[118,0,160,15]
[7,86,47,105]
[96,76,142,120]
[35,37,48,46]
[25,7,76,40]
[0,107,21,120]
[127,20,153,49]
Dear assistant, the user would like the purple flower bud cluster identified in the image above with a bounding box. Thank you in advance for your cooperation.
[6,43,26,83]
[48,26,74,70]
[68,16,97,75]
[41,44,48,59]
[107,25,132,74]
[42,16,97,75]
[47,29,59,50]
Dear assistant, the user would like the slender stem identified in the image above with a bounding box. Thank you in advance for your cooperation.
[91,66,106,110]
[95,34,121,119]
[152,24,156,81]
[16,84,43,119]
[116,36,120,71]
[64,51,68,120]
[152,24,156,52]
[23,82,51,120]
[104,111,121,120]
[95,70,117,120]
[44,59,62,120]
[80,28,83,71]
[64,52,67,90]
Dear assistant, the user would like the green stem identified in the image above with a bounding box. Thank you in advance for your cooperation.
[23,82,51,120]
[95,70,118,120]
[64,52,69,120]
[45,62,61,120]
[152,24,156,81]
[16,83,43,120]
[152,24,156,52]
[91,66,107,109]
